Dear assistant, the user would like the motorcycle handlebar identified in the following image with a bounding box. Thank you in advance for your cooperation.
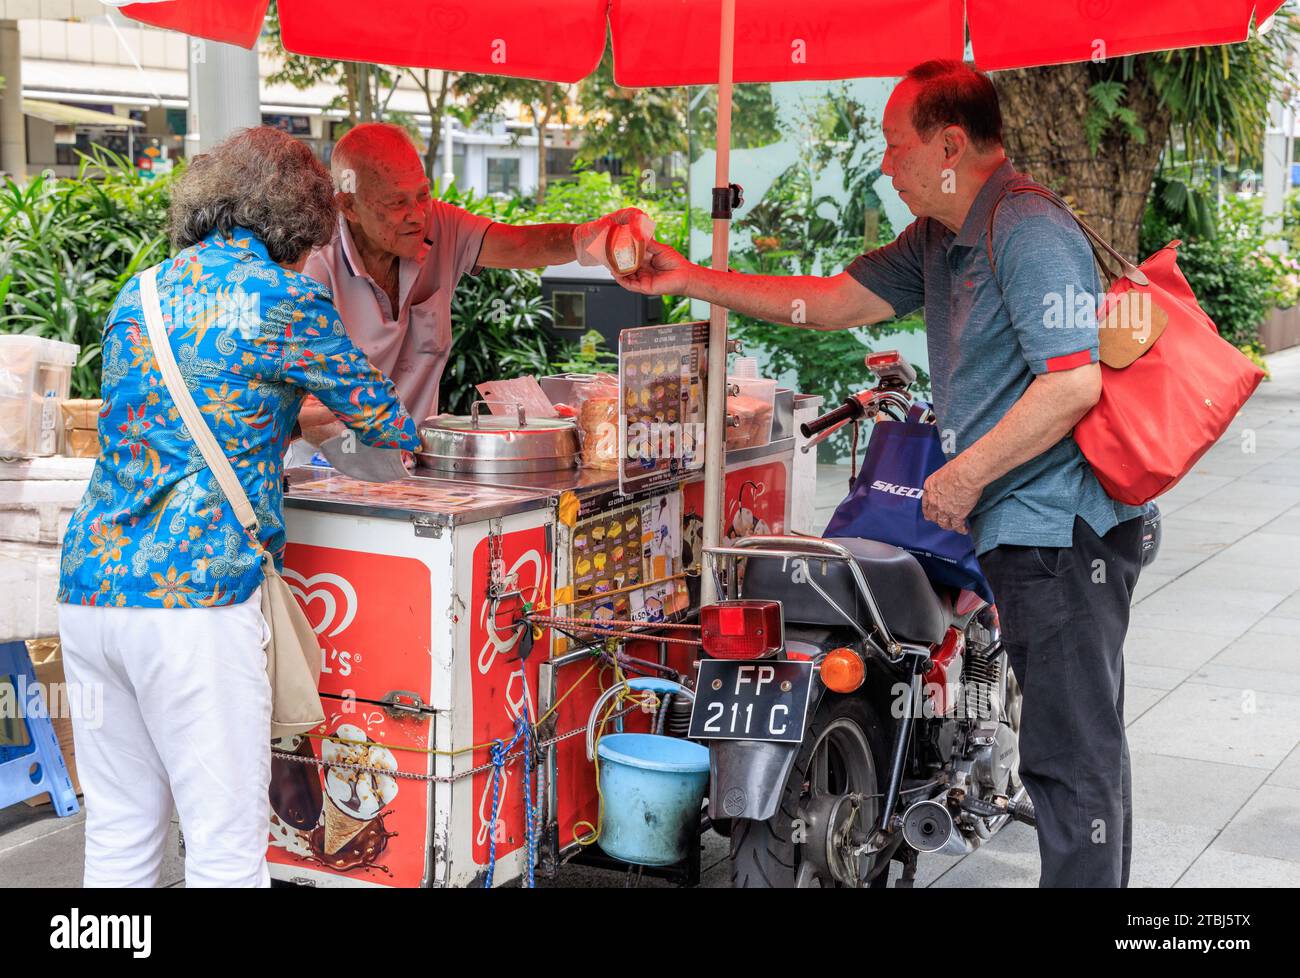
[800,398,863,438]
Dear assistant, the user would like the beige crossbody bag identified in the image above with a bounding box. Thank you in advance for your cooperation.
[140,263,325,740]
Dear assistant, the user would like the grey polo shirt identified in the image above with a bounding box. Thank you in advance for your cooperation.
[847,160,1142,555]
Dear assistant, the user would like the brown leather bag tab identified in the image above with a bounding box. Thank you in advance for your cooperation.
[1098,290,1170,368]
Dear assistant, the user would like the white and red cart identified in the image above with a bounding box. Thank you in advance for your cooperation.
[266,393,817,887]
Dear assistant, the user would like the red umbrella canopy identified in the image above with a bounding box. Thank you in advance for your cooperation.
[119,0,1286,82]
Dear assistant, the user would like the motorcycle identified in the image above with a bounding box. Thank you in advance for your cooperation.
[687,351,1034,888]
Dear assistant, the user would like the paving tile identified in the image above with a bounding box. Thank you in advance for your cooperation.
[1135,585,1291,634]
[1124,662,1191,691]
[926,821,1040,888]
[1268,744,1300,789]
[1177,558,1300,595]
[1130,753,1268,830]
[1157,519,1251,557]
[1270,591,1300,618]
[1123,625,1234,671]
[1128,819,1221,888]
[1189,661,1300,699]
[1212,785,1300,864]
[1176,846,1300,887]
[1219,532,1300,569]
[1132,571,1177,605]
[1123,685,1168,722]
[1126,683,1300,771]
[1212,618,1300,675]
[1262,505,1300,537]
[1139,546,1211,581]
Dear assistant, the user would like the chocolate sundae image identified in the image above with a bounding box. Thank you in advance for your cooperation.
[270,734,323,831]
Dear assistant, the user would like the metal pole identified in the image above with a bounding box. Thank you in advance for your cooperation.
[0,20,26,181]
[700,0,736,606]
[186,35,260,154]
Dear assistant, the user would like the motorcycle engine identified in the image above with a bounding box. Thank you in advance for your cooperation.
[955,633,1020,801]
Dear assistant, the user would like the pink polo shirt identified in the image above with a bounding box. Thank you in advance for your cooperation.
[304,202,494,422]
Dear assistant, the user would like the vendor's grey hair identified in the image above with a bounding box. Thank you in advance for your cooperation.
[168,126,337,265]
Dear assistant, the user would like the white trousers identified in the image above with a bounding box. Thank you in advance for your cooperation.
[57,589,273,888]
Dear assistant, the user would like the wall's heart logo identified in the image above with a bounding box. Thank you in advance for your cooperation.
[1077,0,1115,19]
[283,569,358,637]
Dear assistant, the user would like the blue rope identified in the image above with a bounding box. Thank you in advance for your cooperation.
[483,718,524,889]
[482,704,540,889]
[522,698,537,889]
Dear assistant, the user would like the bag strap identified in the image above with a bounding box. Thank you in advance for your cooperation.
[139,263,262,542]
[985,180,1150,288]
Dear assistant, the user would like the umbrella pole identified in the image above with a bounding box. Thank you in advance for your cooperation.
[701,0,736,606]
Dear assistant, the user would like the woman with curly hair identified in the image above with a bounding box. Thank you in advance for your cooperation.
[57,126,421,887]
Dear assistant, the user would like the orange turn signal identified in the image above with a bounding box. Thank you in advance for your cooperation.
[821,648,864,693]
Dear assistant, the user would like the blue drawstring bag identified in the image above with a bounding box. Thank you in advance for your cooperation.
[823,416,994,604]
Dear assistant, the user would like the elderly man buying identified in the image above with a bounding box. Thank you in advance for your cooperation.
[293,122,650,473]
[620,60,1146,888]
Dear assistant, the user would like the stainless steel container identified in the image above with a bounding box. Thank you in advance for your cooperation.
[416,401,579,474]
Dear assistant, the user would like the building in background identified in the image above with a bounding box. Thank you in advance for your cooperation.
[0,0,581,193]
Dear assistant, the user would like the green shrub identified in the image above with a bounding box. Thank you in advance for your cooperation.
[0,148,173,398]
[1141,192,1277,348]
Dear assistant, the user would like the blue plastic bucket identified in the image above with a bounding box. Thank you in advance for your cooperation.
[596,733,711,866]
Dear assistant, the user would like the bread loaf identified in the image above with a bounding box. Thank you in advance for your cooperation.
[578,396,619,469]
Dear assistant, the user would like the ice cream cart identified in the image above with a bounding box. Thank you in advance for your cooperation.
[267,326,816,887]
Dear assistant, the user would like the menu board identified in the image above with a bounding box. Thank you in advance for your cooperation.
[618,321,709,496]
[559,487,691,646]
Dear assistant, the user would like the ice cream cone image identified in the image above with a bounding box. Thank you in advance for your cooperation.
[323,794,370,855]
[317,723,400,864]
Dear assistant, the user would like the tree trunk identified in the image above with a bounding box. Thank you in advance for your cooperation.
[414,69,453,183]
[993,62,1171,262]
[535,102,550,204]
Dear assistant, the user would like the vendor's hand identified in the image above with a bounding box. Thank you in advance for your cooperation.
[298,396,346,447]
[921,458,982,534]
[618,240,694,296]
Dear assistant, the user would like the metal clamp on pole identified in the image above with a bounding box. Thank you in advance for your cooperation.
[711,183,744,220]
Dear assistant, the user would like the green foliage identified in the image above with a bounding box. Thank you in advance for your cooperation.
[1141,193,1277,348]
[0,147,174,398]
[430,182,558,415]
[548,330,619,374]
[1150,16,1298,165]
[706,84,917,461]
[1085,80,1145,154]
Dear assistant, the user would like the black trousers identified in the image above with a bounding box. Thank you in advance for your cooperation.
[978,514,1144,888]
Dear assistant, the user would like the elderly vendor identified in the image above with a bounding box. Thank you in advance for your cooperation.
[293,122,649,472]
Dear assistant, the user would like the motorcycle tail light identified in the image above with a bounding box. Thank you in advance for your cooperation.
[699,600,783,659]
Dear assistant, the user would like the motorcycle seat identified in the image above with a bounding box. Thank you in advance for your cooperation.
[740,537,950,645]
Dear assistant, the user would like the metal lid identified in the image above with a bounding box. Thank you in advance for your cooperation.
[417,400,579,474]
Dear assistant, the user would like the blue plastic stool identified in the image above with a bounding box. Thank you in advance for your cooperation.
[0,640,80,816]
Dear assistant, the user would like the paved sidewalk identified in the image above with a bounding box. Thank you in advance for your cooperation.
[4,349,1299,888]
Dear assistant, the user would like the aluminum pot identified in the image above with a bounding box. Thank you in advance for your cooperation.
[416,400,578,474]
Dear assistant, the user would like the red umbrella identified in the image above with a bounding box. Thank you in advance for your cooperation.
[116,1,1283,82]
[109,0,1286,600]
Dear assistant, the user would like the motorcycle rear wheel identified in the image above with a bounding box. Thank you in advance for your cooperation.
[730,695,891,888]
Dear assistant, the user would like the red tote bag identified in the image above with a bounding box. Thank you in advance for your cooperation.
[990,185,1266,506]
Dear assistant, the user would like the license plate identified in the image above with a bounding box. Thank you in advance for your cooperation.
[688,659,813,743]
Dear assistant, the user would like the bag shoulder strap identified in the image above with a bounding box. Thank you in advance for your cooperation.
[985,179,1149,287]
[139,264,261,538]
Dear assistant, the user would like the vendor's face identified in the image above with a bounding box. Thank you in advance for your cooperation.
[339,152,432,260]
[881,81,949,220]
